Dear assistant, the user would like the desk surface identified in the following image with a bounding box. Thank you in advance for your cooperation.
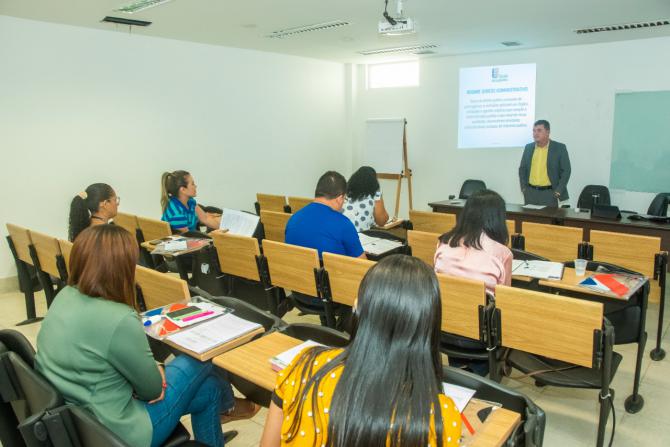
[214,332,521,447]
[536,267,646,301]
[429,200,670,232]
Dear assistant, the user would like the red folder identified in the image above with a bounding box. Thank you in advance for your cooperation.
[593,274,629,297]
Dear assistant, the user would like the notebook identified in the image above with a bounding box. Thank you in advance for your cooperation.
[166,313,262,354]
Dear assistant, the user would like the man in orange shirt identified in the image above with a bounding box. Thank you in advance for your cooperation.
[518,120,571,207]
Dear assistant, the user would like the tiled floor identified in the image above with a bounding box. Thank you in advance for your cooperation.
[1,288,668,446]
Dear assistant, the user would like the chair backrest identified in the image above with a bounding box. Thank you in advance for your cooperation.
[260,210,292,243]
[136,216,171,242]
[113,212,139,238]
[506,220,516,244]
[647,192,670,216]
[57,239,73,279]
[210,231,261,281]
[257,193,287,213]
[288,196,312,214]
[459,179,487,199]
[589,230,659,277]
[407,230,440,266]
[6,224,34,265]
[45,405,128,447]
[495,285,603,368]
[322,252,376,307]
[135,265,190,309]
[262,240,320,296]
[436,274,487,340]
[0,330,35,368]
[409,210,456,234]
[27,230,62,279]
[577,185,611,209]
[4,352,63,417]
[521,222,583,262]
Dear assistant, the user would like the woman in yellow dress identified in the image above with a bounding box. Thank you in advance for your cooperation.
[261,254,462,447]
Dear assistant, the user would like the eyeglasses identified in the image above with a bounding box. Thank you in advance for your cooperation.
[108,196,121,205]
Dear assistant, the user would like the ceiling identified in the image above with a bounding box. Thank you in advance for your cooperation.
[2,0,670,63]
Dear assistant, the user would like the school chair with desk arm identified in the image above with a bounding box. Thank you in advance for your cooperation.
[552,260,649,414]
[586,230,667,361]
[491,286,617,447]
[408,209,457,234]
[5,224,47,325]
[28,230,66,303]
[407,229,440,266]
[287,196,312,213]
[516,222,586,263]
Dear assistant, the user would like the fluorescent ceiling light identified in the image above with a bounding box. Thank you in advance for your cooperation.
[115,0,173,14]
[265,21,350,39]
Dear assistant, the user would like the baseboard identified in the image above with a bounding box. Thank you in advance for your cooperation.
[0,276,19,293]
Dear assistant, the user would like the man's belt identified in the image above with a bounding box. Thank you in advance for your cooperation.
[528,184,553,191]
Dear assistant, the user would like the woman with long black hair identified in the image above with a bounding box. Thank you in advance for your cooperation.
[343,166,389,232]
[260,254,461,447]
[68,183,119,241]
[434,189,512,295]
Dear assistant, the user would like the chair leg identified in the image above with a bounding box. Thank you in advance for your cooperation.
[15,261,42,326]
[624,331,646,413]
[596,388,614,447]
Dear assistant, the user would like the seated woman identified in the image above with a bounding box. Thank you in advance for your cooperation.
[260,255,461,447]
[161,170,221,233]
[68,183,119,241]
[343,166,389,232]
[434,189,512,295]
[35,225,255,447]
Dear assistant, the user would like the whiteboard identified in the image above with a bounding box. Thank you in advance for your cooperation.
[364,118,405,174]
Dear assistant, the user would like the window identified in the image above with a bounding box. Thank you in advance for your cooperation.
[367,61,419,89]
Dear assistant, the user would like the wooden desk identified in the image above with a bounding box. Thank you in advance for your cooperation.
[429,200,670,253]
[164,325,264,362]
[214,333,521,447]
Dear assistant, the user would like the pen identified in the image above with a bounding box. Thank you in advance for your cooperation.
[182,310,214,322]
[461,412,475,435]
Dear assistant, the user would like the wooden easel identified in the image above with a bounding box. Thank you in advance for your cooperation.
[376,119,413,218]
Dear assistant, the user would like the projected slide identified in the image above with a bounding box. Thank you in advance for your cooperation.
[458,63,536,149]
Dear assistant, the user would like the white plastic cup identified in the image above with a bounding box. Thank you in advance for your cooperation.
[574,259,588,276]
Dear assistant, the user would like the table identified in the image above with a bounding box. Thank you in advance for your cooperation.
[428,200,670,253]
[214,333,521,447]
[141,237,212,281]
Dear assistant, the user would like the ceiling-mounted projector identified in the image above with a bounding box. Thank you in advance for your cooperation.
[378,17,415,35]
[379,0,415,35]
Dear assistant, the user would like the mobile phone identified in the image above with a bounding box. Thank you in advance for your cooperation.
[166,306,201,320]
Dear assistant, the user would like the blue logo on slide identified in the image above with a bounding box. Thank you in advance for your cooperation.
[492,67,499,78]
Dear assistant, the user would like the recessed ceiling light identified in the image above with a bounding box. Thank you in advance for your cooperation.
[265,21,350,39]
[574,19,670,34]
[115,0,173,14]
[358,44,438,56]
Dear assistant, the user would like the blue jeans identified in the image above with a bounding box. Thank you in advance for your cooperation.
[146,355,235,447]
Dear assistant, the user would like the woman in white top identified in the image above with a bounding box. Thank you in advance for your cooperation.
[343,166,389,232]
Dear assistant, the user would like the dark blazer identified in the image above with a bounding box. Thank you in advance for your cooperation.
[518,140,571,200]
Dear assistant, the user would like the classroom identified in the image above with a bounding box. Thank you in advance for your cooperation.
[1,1,670,446]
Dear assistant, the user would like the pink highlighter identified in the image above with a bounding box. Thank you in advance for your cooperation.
[181,310,214,322]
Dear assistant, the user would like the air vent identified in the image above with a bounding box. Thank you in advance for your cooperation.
[358,44,438,56]
[115,0,173,14]
[102,16,152,26]
[265,21,350,39]
[575,19,670,34]
[501,41,522,47]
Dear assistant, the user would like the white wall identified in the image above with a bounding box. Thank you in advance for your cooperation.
[353,37,670,217]
[0,15,348,279]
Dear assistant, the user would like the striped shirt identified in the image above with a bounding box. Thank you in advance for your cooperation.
[162,197,198,231]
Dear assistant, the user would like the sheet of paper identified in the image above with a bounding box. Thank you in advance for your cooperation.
[166,313,261,354]
[442,382,476,413]
[512,260,564,279]
[220,208,260,237]
[521,204,546,210]
[270,340,323,370]
[358,233,403,255]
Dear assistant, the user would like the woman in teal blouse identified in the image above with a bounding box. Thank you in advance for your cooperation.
[35,225,235,446]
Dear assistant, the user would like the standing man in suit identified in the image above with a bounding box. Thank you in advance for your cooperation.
[518,120,571,207]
